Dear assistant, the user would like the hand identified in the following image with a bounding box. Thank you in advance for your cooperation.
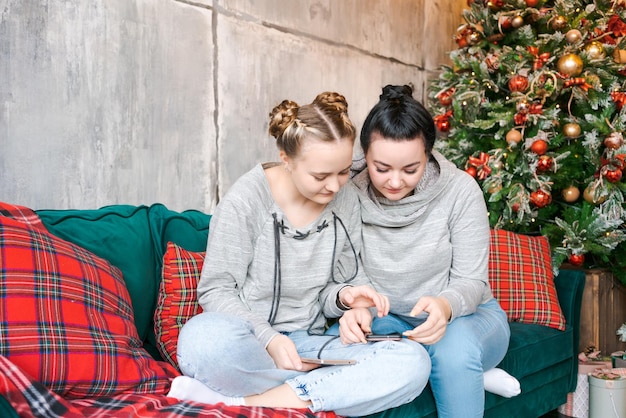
[266,334,318,371]
[339,285,390,317]
[403,296,451,345]
[338,307,373,344]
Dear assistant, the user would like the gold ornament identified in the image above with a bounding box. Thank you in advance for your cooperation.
[613,48,626,64]
[467,30,482,46]
[551,16,568,31]
[511,16,525,28]
[585,73,600,88]
[488,0,503,11]
[565,29,582,44]
[583,186,606,204]
[506,129,523,145]
[563,122,581,138]
[562,185,580,203]
[584,41,605,59]
[557,53,583,76]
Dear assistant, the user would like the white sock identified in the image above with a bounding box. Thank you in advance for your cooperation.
[167,375,245,406]
[483,368,521,398]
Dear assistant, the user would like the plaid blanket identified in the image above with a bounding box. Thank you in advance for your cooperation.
[0,355,337,418]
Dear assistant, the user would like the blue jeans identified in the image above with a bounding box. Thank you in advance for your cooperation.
[365,298,510,418]
[176,312,431,417]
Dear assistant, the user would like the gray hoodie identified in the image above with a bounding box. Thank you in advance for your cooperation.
[197,163,370,348]
[350,150,494,322]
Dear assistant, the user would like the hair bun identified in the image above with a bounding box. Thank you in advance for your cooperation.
[380,84,413,101]
[268,99,299,139]
[313,91,349,114]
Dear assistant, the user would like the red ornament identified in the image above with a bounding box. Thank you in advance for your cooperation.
[455,27,473,48]
[536,155,553,172]
[437,88,455,106]
[529,103,543,114]
[526,0,540,6]
[611,91,626,110]
[499,16,512,31]
[530,139,548,155]
[511,202,520,212]
[508,75,529,92]
[569,253,585,267]
[514,112,528,125]
[436,118,451,132]
[465,166,477,177]
[605,168,623,183]
[530,189,552,208]
[434,111,452,132]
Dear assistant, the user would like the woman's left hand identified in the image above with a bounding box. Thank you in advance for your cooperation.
[403,296,451,345]
[339,285,389,317]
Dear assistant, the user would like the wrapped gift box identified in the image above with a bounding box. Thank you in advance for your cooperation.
[558,361,612,418]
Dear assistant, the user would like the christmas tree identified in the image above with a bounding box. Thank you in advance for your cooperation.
[428,0,626,283]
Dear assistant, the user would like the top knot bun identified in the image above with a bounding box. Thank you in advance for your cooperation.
[380,84,413,101]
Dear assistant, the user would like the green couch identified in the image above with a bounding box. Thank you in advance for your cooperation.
[0,203,585,418]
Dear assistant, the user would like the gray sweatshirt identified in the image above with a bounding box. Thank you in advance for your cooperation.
[350,150,494,322]
[197,163,369,348]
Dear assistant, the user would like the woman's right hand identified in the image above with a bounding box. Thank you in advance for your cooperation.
[338,307,373,344]
[266,334,319,371]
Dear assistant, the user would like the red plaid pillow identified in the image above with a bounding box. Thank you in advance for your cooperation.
[488,229,566,331]
[0,205,175,397]
[154,242,204,368]
[0,202,45,229]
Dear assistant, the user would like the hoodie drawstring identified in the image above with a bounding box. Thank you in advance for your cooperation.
[268,212,359,344]
[268,213,282,325]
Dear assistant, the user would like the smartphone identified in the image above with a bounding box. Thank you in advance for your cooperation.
[300,358,357,366]
[365,333,404,341]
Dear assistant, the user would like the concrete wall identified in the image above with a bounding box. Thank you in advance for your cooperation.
[1,0,464,212]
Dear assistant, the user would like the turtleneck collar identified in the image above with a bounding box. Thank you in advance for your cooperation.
[351,150,454,227]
